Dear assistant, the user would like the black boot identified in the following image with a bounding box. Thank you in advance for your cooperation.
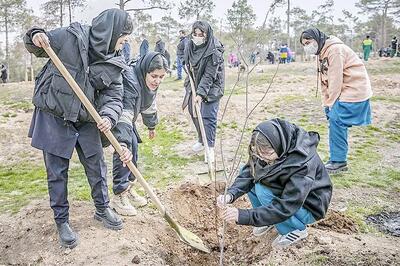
[325,161,348,174]
[56,222,79,249]
[94,207,123,230]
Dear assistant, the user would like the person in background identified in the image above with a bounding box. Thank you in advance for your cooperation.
[390,36,397,58]
[139,33,149,58]
[182,20,225,163]
[122,39,131,63]
[279,44,288,64]
[176,29,188,80]
[266,51,275,64]
[301,27,372,174]
[217,119,332,248]
[362,35,373,61]
[0,64,8,83]
[154,35,165,54]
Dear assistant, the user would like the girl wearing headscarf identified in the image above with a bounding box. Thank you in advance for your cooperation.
[108,52,169,216]
[300,27,372,174]
[217,119,332,247]
[183,21,225,163]
[24,8,133,249]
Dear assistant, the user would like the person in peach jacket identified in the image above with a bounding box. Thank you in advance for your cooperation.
[300,27,372,174]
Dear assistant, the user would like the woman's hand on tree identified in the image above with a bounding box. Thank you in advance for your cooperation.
[222,207,239,223]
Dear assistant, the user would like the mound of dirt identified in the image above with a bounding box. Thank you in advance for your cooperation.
[312,210,358,234]
[162,182,276,265]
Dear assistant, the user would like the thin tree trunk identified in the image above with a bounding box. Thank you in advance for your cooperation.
[287,0,290,47]
[5,10,9,67]
[119,0,124,10]
[68,0,72,24]
[382,5,388,48]
[30,53,34,81]
[60,0,63,27]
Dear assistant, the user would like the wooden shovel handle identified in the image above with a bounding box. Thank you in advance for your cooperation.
[43,46,166,214]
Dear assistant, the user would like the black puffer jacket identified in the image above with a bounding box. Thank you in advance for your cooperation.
[183,37,224,104]
[24,23,126,125]
[228,119,332,227]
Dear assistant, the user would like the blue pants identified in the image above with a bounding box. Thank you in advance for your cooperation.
[176,57,183,80]
[248,183,315,235]
[188,96,219,148]
[327,99,372,162]
[112,129,139,195]
[43,144,109,224]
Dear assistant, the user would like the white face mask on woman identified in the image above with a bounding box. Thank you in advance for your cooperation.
[192,35,205,46]
[304,41,319,55]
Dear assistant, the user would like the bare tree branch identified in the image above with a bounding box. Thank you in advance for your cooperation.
[125,6,169,11]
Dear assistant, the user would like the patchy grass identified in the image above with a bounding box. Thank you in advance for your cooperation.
[371,95,400,104]
[305,253,329,266]
[1,111,17,118]
[3,100,33,112]
[0,162,90,214]
[345,202,384,234]
[138,119,191,188]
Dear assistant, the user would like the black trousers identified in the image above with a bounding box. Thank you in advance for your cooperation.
[43,142,109,224]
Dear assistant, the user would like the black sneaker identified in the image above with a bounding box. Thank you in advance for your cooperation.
[325,161,348,174]
[94,207,123,230]
[56,222,79,249]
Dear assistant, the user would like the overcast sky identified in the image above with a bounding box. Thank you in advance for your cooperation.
[1,0,362,46]
[24,0,362,27]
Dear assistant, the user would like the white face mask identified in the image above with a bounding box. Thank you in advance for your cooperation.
[304,41,318,55]
[192,35,205,46]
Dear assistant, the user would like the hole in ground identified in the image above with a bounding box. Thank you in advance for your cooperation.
[366,211,400,237]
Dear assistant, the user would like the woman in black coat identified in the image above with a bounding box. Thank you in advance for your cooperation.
[183,20,224,163]
[24,8,133,249]
[218,119,332,248]
[108,52,169,216]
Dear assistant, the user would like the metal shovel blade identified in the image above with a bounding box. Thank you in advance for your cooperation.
[164,212,210,253]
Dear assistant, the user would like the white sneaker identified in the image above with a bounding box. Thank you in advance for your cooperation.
[204,147,215,163]
[192,141,204,152]
[252,225,272,237]
[127,187,148,208]
[272,229,308,248]
[110,190,137,216]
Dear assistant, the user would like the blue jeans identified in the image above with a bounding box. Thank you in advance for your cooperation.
[112,129,139,195]
[327,99,371,162]
[176,57,183,79]
[247,183,315,235]
[188,97,219,147]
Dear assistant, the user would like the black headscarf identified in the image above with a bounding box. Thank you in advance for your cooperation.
[134,52,162,110]
[249,118,320,183]
[89,8,133,64]
[185,20,215,68]
[300,27,329,55]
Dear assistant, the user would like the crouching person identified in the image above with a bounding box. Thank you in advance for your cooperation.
[24,9,133,248]
[108,52,168,216]
[217,118,332,248]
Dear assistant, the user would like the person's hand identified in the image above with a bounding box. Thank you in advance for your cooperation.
[222,207,239,223]
[148,129,156,139]
[97,117,112,133]
[120,145,133,167]
[217,194,233,208]
[32,33,50,48]
[195,95,203,104]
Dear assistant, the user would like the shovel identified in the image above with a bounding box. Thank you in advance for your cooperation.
[43,46,210,253]
[185,65,216,183]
